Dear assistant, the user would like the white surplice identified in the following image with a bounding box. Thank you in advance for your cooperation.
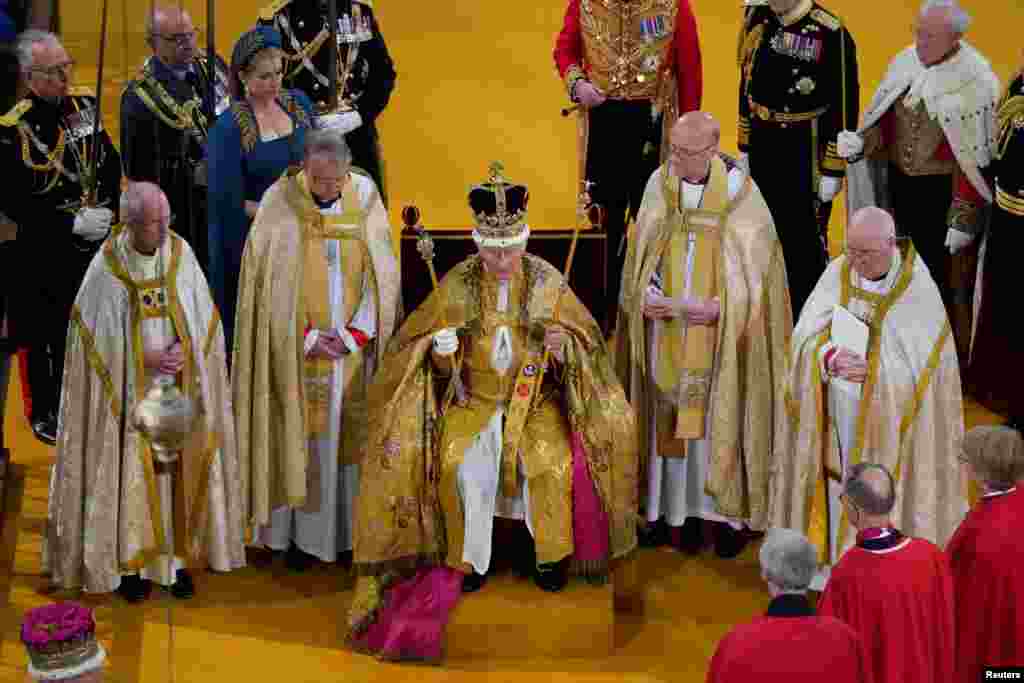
[258,177,377,562]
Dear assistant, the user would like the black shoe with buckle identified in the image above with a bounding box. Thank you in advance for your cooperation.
[31,414,57,445]
[534,560,568,593]
[116,574,153,603]
[462,571,487,593]
[170,569,194,599]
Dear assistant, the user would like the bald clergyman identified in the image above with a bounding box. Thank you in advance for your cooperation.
[615,112,792,558]
[770,206,965,590]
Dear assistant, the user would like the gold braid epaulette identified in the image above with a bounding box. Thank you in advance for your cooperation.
[996,94,1024,160]
[0,99,31,127]
[259,0,291,21]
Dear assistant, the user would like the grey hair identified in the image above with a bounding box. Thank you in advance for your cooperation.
[303,128,353,169]
[759,528,818,592]
[15,30,61,72]
[145,6,190,42]
[844,462,897,515]
[921,0,971,34]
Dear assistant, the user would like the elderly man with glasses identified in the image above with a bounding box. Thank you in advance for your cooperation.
[44,180,246,603]
[0,29,121,445]
[120,5,229,272]
[615,111,792,559]
[818,462,956,683]
[771,205,964,592]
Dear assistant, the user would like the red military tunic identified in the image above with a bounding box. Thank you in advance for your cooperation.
[947,487,1024,682]
[707,593,873,683]
[553,0,702,115]
[818,531,955,683]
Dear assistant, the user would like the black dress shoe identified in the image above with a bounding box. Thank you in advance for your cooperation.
[285,542,317,571]
[675,517,706,555]
[713,522,750,559]
[116,574,153,603]
[638,519,670,548]
[31,416,57,445]
[170,569,194,599]
[534,561,568,593]
[462,571,487,593]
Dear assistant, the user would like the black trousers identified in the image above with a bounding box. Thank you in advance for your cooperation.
[585,99,661,333]
[348,123,387,207]
[889,168,953,305]
[749,119,828,320]
[19,247,94,422]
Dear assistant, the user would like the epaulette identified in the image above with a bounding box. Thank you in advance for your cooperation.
[353,0,373,7]
[743,0,768,5]
[0,99,32,127]
[68,85,96,98]
[810,7,840,30]
[258,0,291,21]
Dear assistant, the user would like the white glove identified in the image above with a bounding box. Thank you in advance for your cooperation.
[316,111,362,135]
[432,327,458,357]
[945,228,974,254]
[73,207,114,242]
[819,176,842,203]
[573,80,606,109]
[836,130,864,160]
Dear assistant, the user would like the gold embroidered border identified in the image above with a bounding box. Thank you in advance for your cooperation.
[70,305,122,419]
[748,101,827,124]
[996,186,1024,217]
[204,306,222,358]
[822,142,846,173]
[895,321,951,480]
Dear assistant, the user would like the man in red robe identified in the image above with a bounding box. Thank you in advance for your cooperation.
[818,462,955,683]
[707,528,872,682]
[947,424,1024,682]
[553,0,702,332]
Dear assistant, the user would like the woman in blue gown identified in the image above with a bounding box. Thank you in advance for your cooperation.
[208,26,316,349]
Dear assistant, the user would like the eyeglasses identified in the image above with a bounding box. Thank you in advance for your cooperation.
[31,61,74,79]
[152,30,200,45]
[669,142,716,158]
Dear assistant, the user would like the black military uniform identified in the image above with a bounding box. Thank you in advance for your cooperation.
[121,53,228,271]
[968,73,1024,419]
[260,0,395,203]
[0,87,121,440]
[738,0,858,317]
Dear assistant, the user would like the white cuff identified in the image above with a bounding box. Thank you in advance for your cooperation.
[303,329,320,356]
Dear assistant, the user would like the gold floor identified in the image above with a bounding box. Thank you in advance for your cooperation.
[3,0,1020,680]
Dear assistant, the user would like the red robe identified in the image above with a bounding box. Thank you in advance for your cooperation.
[947,487,1024,682]
[818,537,955,683]
[552,0,703,115]
[707,594,873,683]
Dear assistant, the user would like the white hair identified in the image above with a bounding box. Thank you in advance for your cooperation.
[921,0,971,34]
[304,128,353,170]
[759,528,818,593]
[15,30,61,72]
[120,182,165,227]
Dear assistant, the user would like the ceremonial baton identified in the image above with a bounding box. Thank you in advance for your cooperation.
[208,0,216,119]
[531,185,602,408]
[326,0,338,112]
[85,0,110,205]
[401,206,469,406]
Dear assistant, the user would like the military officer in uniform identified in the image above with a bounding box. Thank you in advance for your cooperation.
[0,30,121,444]
[259,0,395,204]
[121,5,228,271]
[738,0,858,317]
[554,0,703,334]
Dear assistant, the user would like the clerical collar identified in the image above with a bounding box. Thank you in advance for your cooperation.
[681,171,710,188]
[312,194,339,209]
[856,526,905,551]
[765,593,813,618]
[982,486,1016,499]
[778,0,813,27]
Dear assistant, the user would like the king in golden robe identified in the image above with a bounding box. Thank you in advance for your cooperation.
[347,164,638,661]
[615,112,792,558]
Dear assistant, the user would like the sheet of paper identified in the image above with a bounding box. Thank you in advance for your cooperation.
[831,304,869,399]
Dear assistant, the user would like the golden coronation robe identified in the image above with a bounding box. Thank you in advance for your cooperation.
[43,227,246,593]
[615,156,792,529]
[232,169,400,539]
[347,254,638,658]
[770,243,965,588]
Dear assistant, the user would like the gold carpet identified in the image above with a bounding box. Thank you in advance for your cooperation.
[1,0,1019,680]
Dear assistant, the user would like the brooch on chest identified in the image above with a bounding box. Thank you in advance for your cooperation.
[334,13,372,44]
[770,31,823,63]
